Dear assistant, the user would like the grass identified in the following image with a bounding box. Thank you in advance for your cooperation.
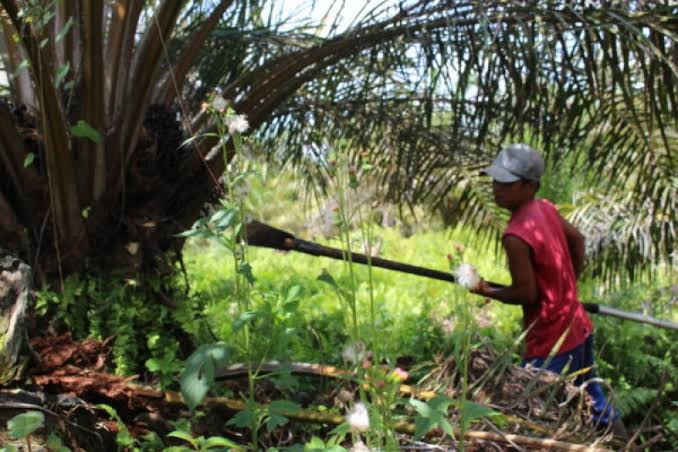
[183,224,524,365]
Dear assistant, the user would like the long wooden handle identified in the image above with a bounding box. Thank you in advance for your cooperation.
[245,221,678,330]
[293,238,458,283]
[289,239,678,330]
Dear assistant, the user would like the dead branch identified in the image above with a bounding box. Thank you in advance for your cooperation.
[163,391,612,452]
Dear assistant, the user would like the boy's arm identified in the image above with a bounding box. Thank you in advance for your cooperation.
[560,217,585,279]
[473,235,538,305]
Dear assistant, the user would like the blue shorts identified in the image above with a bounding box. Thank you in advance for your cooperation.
[521,335,619,425]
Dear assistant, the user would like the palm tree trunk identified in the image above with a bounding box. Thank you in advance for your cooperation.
[0,16,36,109]
[76,0,106,203]
[1,0,88,260]
[0,249,31,384]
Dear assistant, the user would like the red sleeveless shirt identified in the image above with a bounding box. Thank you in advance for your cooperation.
[504,199,593,358]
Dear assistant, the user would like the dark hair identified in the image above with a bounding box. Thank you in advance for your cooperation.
[520,178,540,190]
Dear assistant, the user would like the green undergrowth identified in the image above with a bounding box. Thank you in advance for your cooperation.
[581,280,677,435]
[35,274,189,384]
[183,225,522,364]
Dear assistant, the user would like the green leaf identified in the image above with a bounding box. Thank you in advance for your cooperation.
[46,433,70,451]
[265,399,301,432]
[317,269,338,288]
[303,436,348,452]
[55,17,74,42]
[46,433,62,447]
[232,310,258,333]
[237,261,255,284]
[225,408,253,428]
[13,59,29,76]
[145,358,162,372]
[180,343,231,412]
[265,412,288,432]
[211,208,238,229]
[460,400,505,430]
[70,120,102,143]
[203,435,242,449]
[285,285,301,303]
[330,423,350,436]
[327,422,350,442]
[8,411,44,439]
[167,430,198,448]
[139,431,165,451]
[413,416,435,439]
[175,228,202,238]
[409,396,454,439]
[218,212,237,229]
[0,446,19,452]
[115,428,136,447]
[96,404,121,421]
[23,152,34,168]
[409,398,432,417]
[54,62,70,87]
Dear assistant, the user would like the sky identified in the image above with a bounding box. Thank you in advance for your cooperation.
[0,1,399,91]
[273,0,396,34]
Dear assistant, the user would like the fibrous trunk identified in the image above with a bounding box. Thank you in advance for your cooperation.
[0,248,32,384]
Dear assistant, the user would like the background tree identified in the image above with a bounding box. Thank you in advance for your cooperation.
[0,0,674,285]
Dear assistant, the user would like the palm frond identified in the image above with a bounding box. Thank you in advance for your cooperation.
[242,1,676,280]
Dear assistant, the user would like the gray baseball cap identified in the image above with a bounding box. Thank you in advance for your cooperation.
[482,143,544,183]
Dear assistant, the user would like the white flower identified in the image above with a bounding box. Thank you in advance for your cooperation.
[125,242,139,255]
[342,341,366,364]
[454,263,481,289]
[227,114,249,134]
[211,95,227,112]
[346,402,370,432]
[349,441,371,452]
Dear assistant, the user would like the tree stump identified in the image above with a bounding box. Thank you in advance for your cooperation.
[0,248,31,384]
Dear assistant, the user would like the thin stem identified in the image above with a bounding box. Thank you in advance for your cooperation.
[335,166,358,338]
[458,291,471,452]
[355,194,376,335]
[234,129,258,448]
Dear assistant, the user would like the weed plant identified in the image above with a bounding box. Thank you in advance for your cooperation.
[35,274,187,383]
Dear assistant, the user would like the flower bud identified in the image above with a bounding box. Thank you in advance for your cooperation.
[391,367,409,382]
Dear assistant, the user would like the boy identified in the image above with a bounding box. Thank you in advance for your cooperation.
[472,144,623,433]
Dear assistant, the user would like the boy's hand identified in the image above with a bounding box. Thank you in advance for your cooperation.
[470,279,492,304]
[470,279,489,294]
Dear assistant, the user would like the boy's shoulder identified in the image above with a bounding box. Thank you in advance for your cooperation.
[535,198,556,208]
